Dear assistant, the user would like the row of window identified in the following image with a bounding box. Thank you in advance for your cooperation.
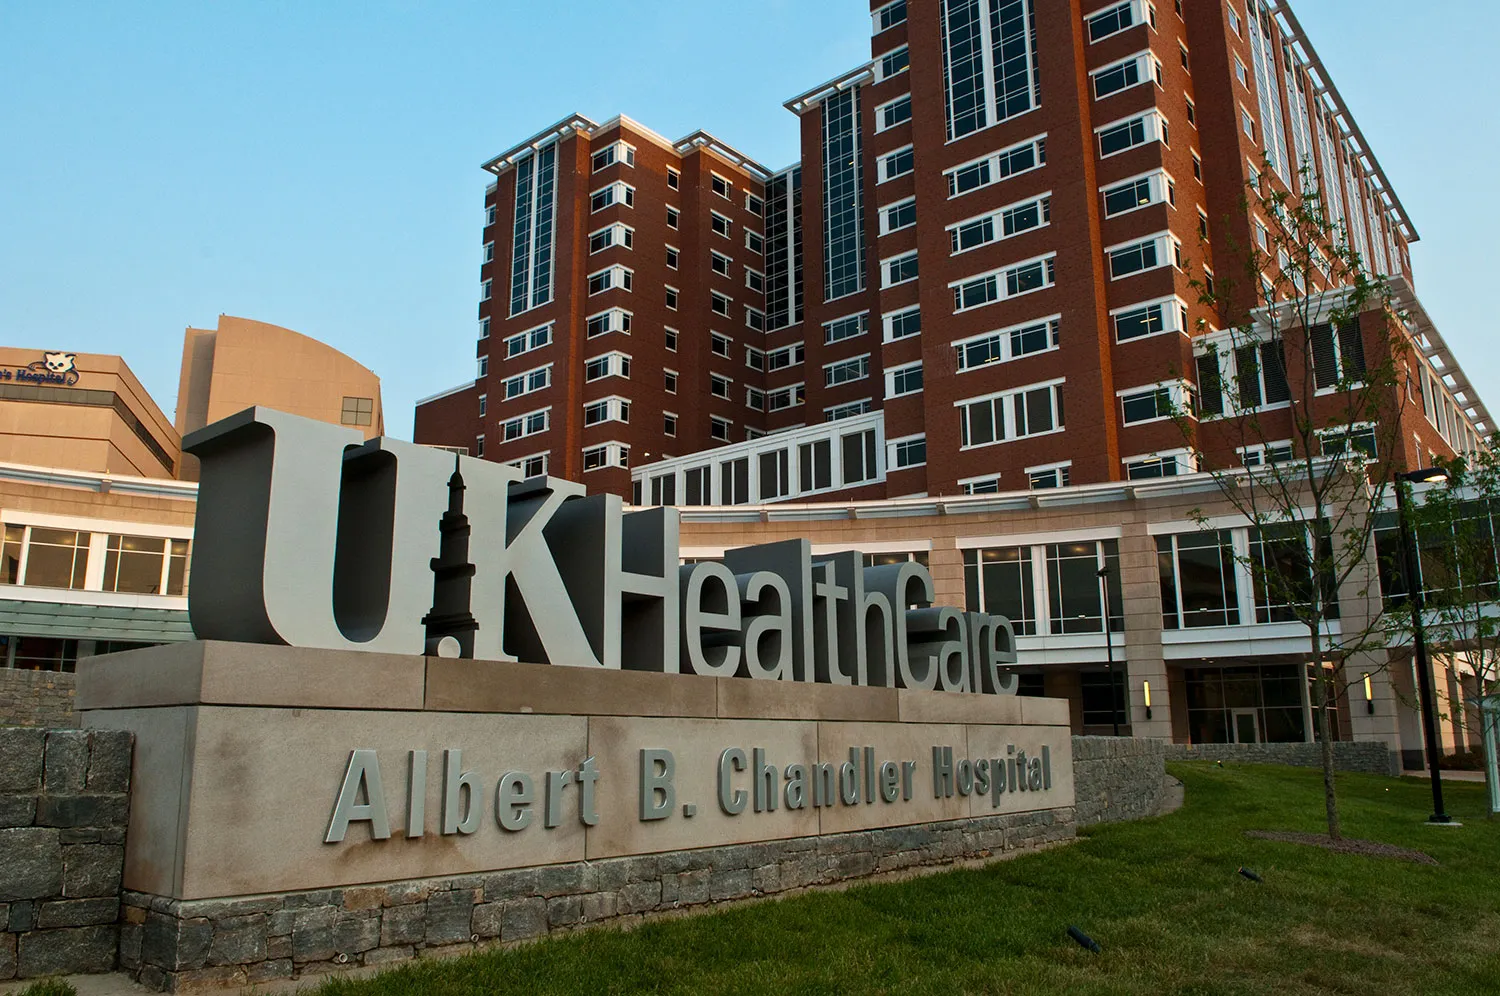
[2,526,189,597]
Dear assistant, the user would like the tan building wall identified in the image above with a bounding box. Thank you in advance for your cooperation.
[175,316,383,478]
[0,348,181,479]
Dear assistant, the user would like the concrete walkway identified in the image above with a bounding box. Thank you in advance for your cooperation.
[1400,768,1486,782]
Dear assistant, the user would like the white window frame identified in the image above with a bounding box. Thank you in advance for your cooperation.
[944,134,1047,199]
[876,43,910,81]
[947,191,1052,255]
[584,351,631,383]
[503,321,552,358]
[953,314,1061,371]
[875,93,912,133]
[586,264,634,296]
[582,442,630,472]
[587,222,634,255]
[949,252,1057,313]
[879,197,917,235]
[888,432,927,470]
[1110,295,1189,343]
[582,395,631,427]
[823,354,871,388]
[1091,50,1161,100]
[501,362,552,401]
[881,251,919,288]
[589,181,636,213]
[1121,448,1197,478]
[1117,379,1192,426]
[711,211,733,238]
[590,141,637,173]
[1094,110,1169,159]
[954,377,1067,450]
[823,311,870,345]
[883,306,921,342]
[1105,231,1179,280]
[877,145,915,184]
[1100,170,1174,218]
[885,361,923,398]
[500,406,550,442]
[1085,0,1153,44]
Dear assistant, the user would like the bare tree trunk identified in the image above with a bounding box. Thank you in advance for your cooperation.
[1317,666,1341,840]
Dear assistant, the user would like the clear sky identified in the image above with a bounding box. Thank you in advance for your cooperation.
[2,1,1494,437]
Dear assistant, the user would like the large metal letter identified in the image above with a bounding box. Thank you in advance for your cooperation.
[326,749,390,843]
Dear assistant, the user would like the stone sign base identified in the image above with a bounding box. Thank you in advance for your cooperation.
[79,641,1076,991]
[120,807,1072,991]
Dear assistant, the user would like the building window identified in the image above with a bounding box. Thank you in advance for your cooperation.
[882,251,919,287]
[666,167,680,190]
[841,429,879,484]
[941,0,1041,141]
[1309,320,1367,389]
[1027,462,1070,489]
[826,399,874,422]
[746,193,764,215]
[958,380,1065,447]
[1228,4,1242,35]
[887,362,923,397]
[711,291,732,316]
[478,393,487,417]
[960,476,1001,495]
[874,0,907,32]
[1101,172,1173,217]
[1185,96,1196,126]
[963,547,1037,634]
[664,328,679,351]
[475,435,484,458]
[745,307,766,332]
[1119,384,1178,425]
[479,317,491,339]
[746,388,766,411]
[662,412,678,437]
[588,224,633,254]
[340,396,374,426]
[589,181,635,214]
[582,397,630,426]
[1192,151,1202,180]
[1092,52,1159,100]
[884,307,921,341]
[880,198,917,235]
[95,533,190,596]
[586,309,631,339]
[582,443,629,471]
[824,355,870,387]
[482,242,494,263]
[890,434,926,469]
[710,374,732,399]
[877,145,914,183]
[711,211,732,238]
[1113,298,1187,342]
[711,173,732,199]
[500,407,549,441]
[1086,1,1145,43]
[955,316,1060,370]
[591,142,636,173]
[485,204,496,228]
[768,384,806,411]
[1106,233,1177,279]
[823,312,869,345]
[878,45,910,80]
[951,254,1056,312]
[508,453,548,478]
[509,143,558,316]
[768,342,805,370]
[745,268,765,293]
[666,206,680,229]
[587,266,633,295]
[480,279,492,302]
[744,230,764,255]
[504,322,552,357]
[502,365,552,400]
[1123,451,1191,478]
[876,94,912,132]
[711,332,733,358]
[664,369,678,393]
[584,352,630,382]
[1046,540,1122,634]
[1096,111,1168,158]
[948,193,1051,253]
[711,250,732,276]
[945,134,1048,198]
[478,356,488,377]
[710,416,732,442]
[1318,424,1379,461]
[1156,530,1240,629]
[822,88,866,302]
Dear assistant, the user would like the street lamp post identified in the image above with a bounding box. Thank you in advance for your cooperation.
[1098,564,1120,737]
[1394,466,1452,825]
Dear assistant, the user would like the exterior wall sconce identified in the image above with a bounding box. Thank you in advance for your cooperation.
[1363,672,1374,714]
[1143,680,1152,720]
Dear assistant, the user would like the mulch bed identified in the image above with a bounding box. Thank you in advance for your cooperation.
[1245,830,1438,864]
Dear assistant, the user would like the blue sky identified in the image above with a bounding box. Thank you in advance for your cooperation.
[2,1,1494,436]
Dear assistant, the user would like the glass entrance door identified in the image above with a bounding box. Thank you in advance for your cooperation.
[1232,709,1260,744]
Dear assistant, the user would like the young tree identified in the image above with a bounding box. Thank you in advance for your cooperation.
[1177,159,1416,840]
[1398,444,1500,813]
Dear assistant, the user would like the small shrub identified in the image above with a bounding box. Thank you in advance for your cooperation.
[18,981,79,996]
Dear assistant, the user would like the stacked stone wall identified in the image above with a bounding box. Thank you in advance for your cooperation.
[0,727,131,980]
[1163,741,1399,776]
[1071,736,1172,827]
[120,808,1075,991]
[0,670,78,729]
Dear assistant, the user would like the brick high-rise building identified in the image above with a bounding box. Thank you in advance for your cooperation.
[415,0,1489,502]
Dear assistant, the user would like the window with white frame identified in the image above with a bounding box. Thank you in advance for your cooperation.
[582,442,629,471]
[710,331,733,358]
[666,206,679,228]
[502,363,551,400]
[874,0,907,32]
[1309,320,1367,390]
[886,361,923,397]
[710,373,732,399]
[876,94,912,132]
[1119,381,1188,424]
[955,315,1060,370]
[591,142,636,172]
[745,307,766,332]
[1241,106,1256,140]
[768,342,805,370]
[478,356,488,377]
[882,251,918,287]
[1155,529,1240,628]
[475,435,484,458]
[745,346,765,371]
[667,167,680,190]
[889,434,926,469]
[480,278,492,301]
[940,0,1041,140]
[504,322,552,357]
[478,393,487,417]
[479,316,491,339]
[945,135,1047,198]
[711,211,732,237]
[1227,4,1242,36]
[1112,297,1188,342]
[824,312,869,345]
[1096,110,1168,157]
[501,407,549,441]
[1238,440,1294,467]
[589,182,635,212]
[768,383,806,411]
[711,173,733,199]
[1101,171,1174,217]
[1122,449,1194,478]
[746,193,764,215]
[586,308,631,338]
[485,204,496,227]
[841,428,879,484]
[663,412,678,437]
[508,452,549,479]
[957,379,1066,448]
[582,396,630,426]
[587,265,632,295]
[948,193,1051,253]
[951,254,1056,311]
[588,223,633,254]
[878,44,910,80]
[711,250,732,276]
[711,291,732,316]
[878,145,915,183]
[758,449,793,501]
[884,306,921,341]
[746,387,766,411]
[826,399,874,422]
[665,286,678,310]
[665,245,680,269]
[664,367,678,392]
[1092,51,1160,99]
[584,352,631,382]
[1196,339,1289,417]
[1027,461,1071,489]
[482,242,493,263]
[824,355,870,387]
[709,416,732,441]
[880,198,916,235]
[960,476,1001,495]
[1234,56,1249,87]
[1317,423,1378,461]
[1106,232,1178,279]
[745,230,764,254]
[1086,0,1151,43]
[745,268,765,292]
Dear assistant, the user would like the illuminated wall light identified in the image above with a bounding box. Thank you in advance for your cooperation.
[1143,680,1152,720]
[1363,672,1375,714]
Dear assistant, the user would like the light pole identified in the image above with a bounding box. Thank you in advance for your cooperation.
[1394,465,1452,824]
[1098,564,1120,737]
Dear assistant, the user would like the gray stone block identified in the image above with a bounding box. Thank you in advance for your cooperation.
[482,868,537,902]
[0,827,62,900]
[267,934,291,960]
[0,728,45,793]
[546,895,581,927]
[592,859,628,891]
[36,896,119,928]
[17,924,117,977]
[268,909,295,936]
[380,903,425,947]
[292,906,336,963]
[34,794,128,830]
[140,914,212,972]
[9,900,36,932]
[0,933,14,981]
[424,889,474,946]
[383,881,431,906]
[85,730,133,794]
[709,868,752,902]
[751,863,781,894]
[364,945,414,966]
[501,897,547,941]
[470,901,503,939]
[537,862,590,897]
[0,795,36,828]
[119,921,142,969]
[334,911,381,954]
[43,730,90,794]
[579,891,617,922]
[247,957,294,983]
[62,842,123,898]
[675,869,710,906]
[207,913,268,966]
[619,880,661,914]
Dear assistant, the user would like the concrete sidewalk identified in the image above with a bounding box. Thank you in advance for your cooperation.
[1400,768,1486,782]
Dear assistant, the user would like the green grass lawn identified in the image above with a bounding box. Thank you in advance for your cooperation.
[313,763,1500,996]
